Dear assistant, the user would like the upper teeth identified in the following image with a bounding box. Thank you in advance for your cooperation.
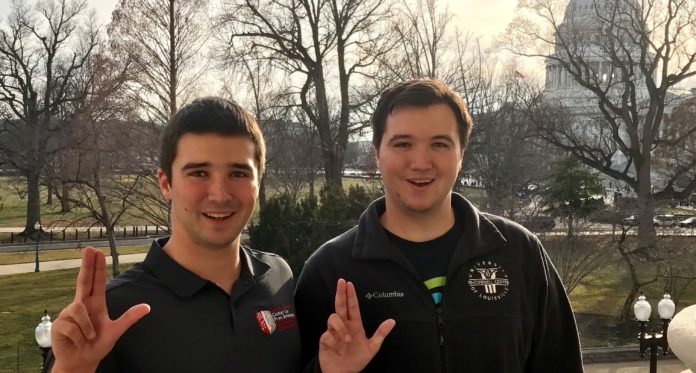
[412,180,431,184]
[206,213,231,218]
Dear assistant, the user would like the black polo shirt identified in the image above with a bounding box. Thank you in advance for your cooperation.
[95,238,301,372]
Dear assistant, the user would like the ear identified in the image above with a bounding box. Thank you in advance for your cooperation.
[373,145,381,171]
[458,147,465,171]
[157,169,172,201]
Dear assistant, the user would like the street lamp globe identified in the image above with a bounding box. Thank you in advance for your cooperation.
[657,294,676,320]
[634,294,652,322]
[35,310,52,348]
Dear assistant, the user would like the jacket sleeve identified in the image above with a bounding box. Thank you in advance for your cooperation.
[295,257,335,373]
[525,240,584,373]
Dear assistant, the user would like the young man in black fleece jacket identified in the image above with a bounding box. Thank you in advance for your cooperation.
[296,79,584,372]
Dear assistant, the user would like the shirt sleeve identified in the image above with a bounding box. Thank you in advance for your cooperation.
[42,348,121,373]
[525,240,584,373]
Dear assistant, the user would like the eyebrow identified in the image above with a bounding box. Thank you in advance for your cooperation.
[386,134,456,145]
[181,162,254,171]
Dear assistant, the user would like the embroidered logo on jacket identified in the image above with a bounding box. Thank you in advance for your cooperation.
[364,291,405,300]
[255,304,297,334]
[467,261,510,301]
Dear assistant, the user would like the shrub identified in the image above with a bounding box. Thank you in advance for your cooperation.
[249,185,379,274]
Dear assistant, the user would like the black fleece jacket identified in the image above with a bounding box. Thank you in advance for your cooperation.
[295,194,583,373]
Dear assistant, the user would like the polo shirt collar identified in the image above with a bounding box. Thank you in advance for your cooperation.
[144,237,271,298]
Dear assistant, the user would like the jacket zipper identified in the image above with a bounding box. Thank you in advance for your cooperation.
[436,305,446,373]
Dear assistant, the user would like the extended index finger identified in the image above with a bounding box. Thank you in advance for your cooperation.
[346,281,362,323]
[334,278,348,320]
[74,247,103,301]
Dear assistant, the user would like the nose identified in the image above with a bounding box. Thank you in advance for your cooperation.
[207,175,231,203]
[409,144,433,170]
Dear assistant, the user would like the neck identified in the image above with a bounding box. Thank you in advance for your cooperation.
[380,198,455,242]
[162,234,242,294]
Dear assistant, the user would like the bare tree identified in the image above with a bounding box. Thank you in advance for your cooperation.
[220,57,303,207]
[653,96,696,192]
[545,236,613,295]
[108,0,210,125]
[218,0,395,193]
[108,0,211,231]
[466,67,553,218]
[502,0,696,247]
[0,0,98,235]
[59,50,146,276]
[387,0,452,80]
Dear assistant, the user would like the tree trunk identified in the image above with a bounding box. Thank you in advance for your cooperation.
[94,170,119,276]
[618,283,641,322]
[46,183,53,205]
[25,169,41,234]
[308,169,315,198]
[312,73,343,195]
[323,153,343,194]
[60,182,71,212]
[567,215,575,237]
[616,236,655,321]
[636,165,657,248]
[107,227,120,278]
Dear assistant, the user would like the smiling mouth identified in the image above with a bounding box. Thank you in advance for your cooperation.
[408,179,434,186]
[203,212,233,220]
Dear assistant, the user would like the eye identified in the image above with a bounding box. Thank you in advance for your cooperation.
[230,170,249,178]
[393,142,411,148]
[188,170,207,177]
[432,142,450,148]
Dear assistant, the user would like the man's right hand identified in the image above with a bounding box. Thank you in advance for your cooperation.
[50,247,150,373]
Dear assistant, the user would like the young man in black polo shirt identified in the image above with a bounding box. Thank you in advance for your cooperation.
[46,97,393,373]
[295,79,585,372]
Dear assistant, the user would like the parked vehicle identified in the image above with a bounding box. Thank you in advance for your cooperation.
[521,216,555,232]
[621,214,678,227]
[621,215,638,226]
[653,214,677,227]
[679,216,696,228]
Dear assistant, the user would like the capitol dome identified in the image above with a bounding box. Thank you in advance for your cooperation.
[544,0,648,112]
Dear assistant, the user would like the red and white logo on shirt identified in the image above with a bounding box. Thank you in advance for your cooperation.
[255,304,297,334]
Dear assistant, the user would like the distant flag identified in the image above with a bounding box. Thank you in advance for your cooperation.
[515,70,525,79]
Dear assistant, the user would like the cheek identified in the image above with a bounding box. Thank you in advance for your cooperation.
[234,183,259,201]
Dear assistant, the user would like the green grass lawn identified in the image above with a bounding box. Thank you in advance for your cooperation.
[549,235,696,347]
[0,245,151,266]
[0,265,132,372]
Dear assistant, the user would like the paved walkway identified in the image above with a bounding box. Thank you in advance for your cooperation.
[0,255,690,372]
[585,360,688,372]
[0,253,146,275]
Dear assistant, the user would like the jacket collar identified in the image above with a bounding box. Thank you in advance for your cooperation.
[144,237,270,298]
[352,193,507,268]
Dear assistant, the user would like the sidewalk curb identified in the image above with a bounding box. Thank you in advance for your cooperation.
[583,345,677,364]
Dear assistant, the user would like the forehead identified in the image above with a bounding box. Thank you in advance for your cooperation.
[383,103,459,137]
[174,133,257,167]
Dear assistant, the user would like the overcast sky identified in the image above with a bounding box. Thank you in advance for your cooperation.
[0,0,519,43]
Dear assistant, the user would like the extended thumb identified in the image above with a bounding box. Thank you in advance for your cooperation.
[113,304,150,337]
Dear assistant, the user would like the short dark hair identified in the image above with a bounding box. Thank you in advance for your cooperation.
[159,97,266,181]
[371,79,473,151]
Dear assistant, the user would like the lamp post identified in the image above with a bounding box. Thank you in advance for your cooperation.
[633,293,676,373]
[34,221,41,272]
[35,310,52,369]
